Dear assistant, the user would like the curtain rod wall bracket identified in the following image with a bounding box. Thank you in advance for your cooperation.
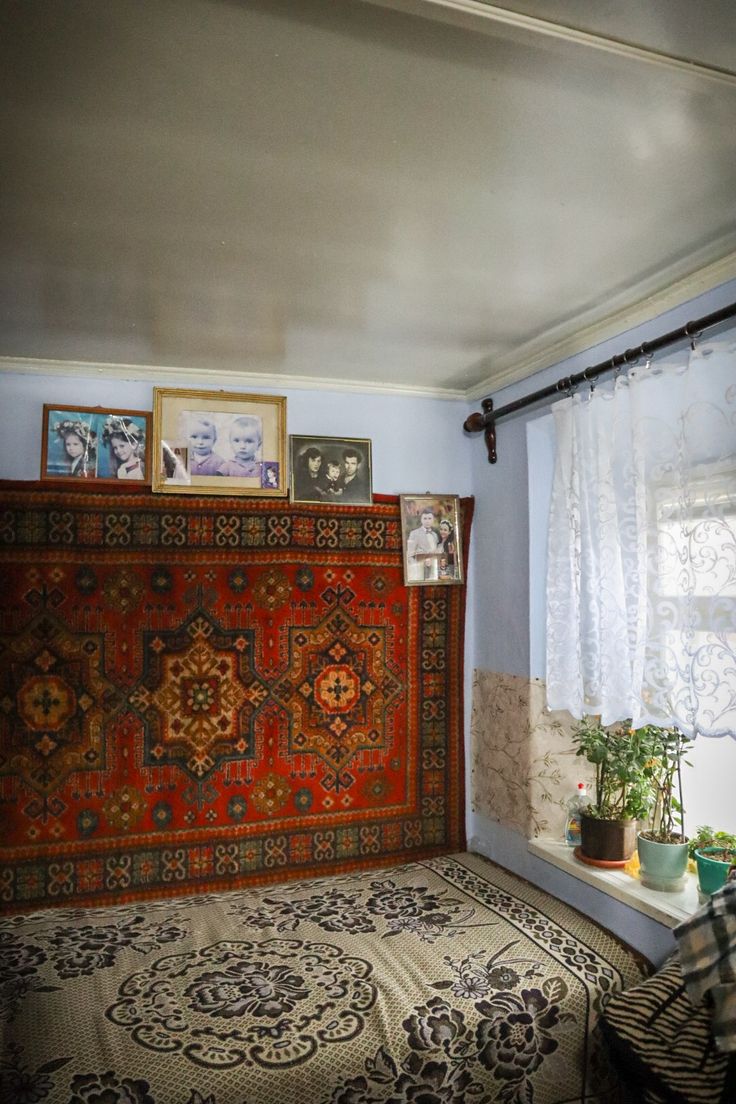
[464,398,497,463]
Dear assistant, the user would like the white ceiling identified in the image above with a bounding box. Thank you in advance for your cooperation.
[2,0,735,399]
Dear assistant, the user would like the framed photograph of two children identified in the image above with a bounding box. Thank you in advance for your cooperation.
[152,388,287,496]
[399,494,464,586]
[41,405,152,484]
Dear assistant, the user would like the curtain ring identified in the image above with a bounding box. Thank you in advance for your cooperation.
[639,341,653,370]
[685,323,702,351]
[582,368,596,396]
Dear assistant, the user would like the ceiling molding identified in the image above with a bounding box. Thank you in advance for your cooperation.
[4,249,735,405]
[0,357,467,402]
[362,0,736,86]
[466,250,736,401]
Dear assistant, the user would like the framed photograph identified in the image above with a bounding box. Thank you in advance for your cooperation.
[289,435,372,505]
[41,405,151,485]
[152,388,287,496]
[399,494,464,586]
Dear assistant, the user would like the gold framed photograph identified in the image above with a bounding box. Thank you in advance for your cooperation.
[152,388,287,496]
[41,405,151,485]
[289,435,372,504]
[399,494,464,586]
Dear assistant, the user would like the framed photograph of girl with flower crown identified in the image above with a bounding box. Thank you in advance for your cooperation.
[41,405,151,485]
[152,387,287,496]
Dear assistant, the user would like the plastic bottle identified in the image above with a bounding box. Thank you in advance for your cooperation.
[564,782,590,848]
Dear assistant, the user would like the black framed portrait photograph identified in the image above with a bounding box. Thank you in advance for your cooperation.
[289,436,373,505]
[41,405,151,485]
[399,494,464,586]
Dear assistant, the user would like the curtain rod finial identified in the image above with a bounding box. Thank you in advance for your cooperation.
[463,411,486,433]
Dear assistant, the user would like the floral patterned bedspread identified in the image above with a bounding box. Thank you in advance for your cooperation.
[0,852,646,1104]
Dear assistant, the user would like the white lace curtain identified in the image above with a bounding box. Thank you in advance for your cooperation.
[546,335,736,736]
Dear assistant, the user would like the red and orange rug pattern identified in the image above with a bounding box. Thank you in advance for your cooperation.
[0,486,470,911]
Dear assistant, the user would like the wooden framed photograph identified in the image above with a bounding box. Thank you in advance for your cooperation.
[289,435,372,504]
[399,494,464,586]
[41,405,151,484]
[152,388,287,496]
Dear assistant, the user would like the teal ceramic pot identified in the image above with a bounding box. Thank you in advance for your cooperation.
[695,847,733,896]
[636,834,689,892]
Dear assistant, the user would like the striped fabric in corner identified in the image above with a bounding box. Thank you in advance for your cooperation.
[675,878,736,1054]
[599,955,734,1103]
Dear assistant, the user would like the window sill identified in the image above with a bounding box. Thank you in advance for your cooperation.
[528,839,702,928]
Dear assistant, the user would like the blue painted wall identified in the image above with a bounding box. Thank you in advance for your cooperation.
[0,372,472,494]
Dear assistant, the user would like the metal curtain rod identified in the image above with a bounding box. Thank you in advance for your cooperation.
[464,299,736,463]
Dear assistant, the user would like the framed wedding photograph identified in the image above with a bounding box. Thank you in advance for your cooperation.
[399,494,464,586]
[41,405,151,485]
[289,435,372,504]
[152,388,287,496]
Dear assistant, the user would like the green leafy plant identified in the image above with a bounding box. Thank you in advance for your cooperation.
[571,716,655,821]
[639,725,692,844]
[687,825,736,862]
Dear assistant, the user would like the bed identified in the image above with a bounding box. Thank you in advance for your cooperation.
[0,852,648,1104]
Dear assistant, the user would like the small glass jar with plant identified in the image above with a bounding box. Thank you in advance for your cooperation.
[571,716,654,863]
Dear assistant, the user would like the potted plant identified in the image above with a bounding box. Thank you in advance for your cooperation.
[636,725,692,891]
[571,716,654,864]
[688,825,736,896]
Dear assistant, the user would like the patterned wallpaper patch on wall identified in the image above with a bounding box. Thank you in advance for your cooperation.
[470,671,593,840]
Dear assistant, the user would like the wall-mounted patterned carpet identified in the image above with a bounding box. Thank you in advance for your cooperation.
[0,486,471,912]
